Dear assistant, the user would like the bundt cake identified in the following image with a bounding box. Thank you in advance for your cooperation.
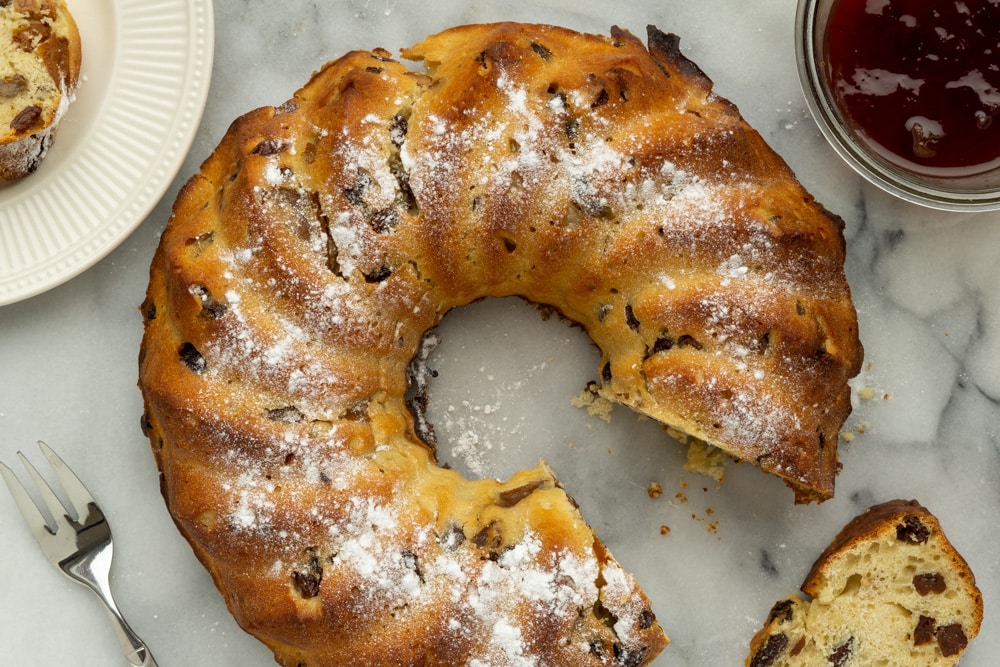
[747,500,983,667]
[0,0,81,180]
[138,22,862,666]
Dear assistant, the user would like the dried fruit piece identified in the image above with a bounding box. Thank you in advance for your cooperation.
[10,105,41,132]
[13,16,53,52]
[895,515,931,544]
[401,550,423,581]
[363,266,392,283]
[291,556,323,598]
[189,284,228,319]
[651,335,675,354]
[251,138,287,155]
[935,624,968,657]
[767,599,794,624]
[749,633,788,667]
[370,207,400,233]
[496,480,545,508]
[613,644,646,667]
[439,524,466,550]
[827,636,854,667]
[0,74,27,97]
[914,615,936,646]
[179,342,207,373]
[912,572,946,595]
[471,521,502,552]
[267,406,305,423]
[624,304,640,331]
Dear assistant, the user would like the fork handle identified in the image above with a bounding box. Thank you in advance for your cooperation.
[83,576,159,667]
[98,594,159,667]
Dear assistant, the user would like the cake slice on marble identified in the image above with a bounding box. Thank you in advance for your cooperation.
[747,499,982,667]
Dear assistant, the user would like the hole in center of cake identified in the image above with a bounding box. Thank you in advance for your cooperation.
[407,296,603,482]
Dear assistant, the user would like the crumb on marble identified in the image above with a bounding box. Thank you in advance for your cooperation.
[683,439,728,483]
[659,525,671,536]
[570,382,614,422]
[841,418,874,442]
[647,482,663,499]
[688,506,721,535]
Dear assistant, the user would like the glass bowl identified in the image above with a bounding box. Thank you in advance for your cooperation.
[795,0,1000,212]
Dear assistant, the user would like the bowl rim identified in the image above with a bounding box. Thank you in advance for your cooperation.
[794,0,1000,212]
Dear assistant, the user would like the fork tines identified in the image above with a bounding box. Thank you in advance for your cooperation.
[0,441,101,539]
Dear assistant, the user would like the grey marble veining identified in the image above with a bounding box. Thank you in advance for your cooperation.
[1,1,998,665]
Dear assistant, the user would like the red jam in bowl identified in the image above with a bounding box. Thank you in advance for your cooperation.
[825,0,1000,174]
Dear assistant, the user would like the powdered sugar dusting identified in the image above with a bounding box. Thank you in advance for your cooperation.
[462,531,603,664]
[212,421,618,663]
[216,433,371,534]
[600,561,650,654]
[327,499,428,609]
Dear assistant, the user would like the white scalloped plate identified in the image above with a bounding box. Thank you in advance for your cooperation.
[0,0,214,306]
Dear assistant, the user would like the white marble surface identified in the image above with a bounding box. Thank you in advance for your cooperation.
[1,1,998,666]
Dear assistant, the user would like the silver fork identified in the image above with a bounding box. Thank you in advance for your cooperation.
[0,441,159,667]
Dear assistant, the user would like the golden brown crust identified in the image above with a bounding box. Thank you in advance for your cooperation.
[139,22,862,666]
[747,500,983,666]
[0,0,81,179]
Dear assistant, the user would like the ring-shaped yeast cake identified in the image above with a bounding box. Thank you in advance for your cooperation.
[139,23,862,666]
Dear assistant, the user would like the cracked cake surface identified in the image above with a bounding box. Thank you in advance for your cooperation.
[138,22,862,666]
